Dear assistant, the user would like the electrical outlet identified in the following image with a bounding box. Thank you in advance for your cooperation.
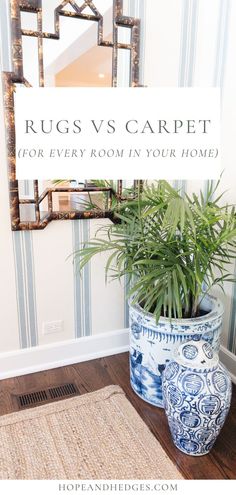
[42,320,64,335]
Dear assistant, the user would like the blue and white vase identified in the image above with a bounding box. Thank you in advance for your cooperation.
[129,295,224,408]
[162,339,232,456]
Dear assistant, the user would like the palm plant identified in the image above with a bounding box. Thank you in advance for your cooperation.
[75,180,236,322]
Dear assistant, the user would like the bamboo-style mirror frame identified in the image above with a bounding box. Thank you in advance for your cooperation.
[3,0,141,230]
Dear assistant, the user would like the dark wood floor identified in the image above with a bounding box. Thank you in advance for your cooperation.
[0,352,235,479]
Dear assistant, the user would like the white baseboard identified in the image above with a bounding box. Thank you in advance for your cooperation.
[220,345,236,384]
[0,328,235,384]
[0,328,130,380]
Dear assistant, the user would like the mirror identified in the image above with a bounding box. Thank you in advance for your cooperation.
[3,0,141,230]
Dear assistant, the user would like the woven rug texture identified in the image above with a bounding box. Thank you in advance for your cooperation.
[0,385,183,479]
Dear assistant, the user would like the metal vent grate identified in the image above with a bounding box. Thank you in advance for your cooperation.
[48,383,77,399]
[16,383,79,409]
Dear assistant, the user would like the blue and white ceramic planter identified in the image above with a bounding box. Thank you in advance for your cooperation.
[129,295,224,408]
[162,340,232,456]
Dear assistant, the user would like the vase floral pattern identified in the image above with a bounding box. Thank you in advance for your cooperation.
[162,340,232,456]
[129,295,224,408]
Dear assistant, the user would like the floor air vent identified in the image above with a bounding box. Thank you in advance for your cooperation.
[48,383,78,399]
[16,383,79,409]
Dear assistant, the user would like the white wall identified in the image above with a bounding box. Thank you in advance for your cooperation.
[0,0,126,354]
[0,0,236,365]
[143,0,236,353]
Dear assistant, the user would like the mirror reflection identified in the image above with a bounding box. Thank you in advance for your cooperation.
[5,0,141,228]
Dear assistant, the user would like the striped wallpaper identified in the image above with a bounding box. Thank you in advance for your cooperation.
[72,220,92,338]
[12,232,38,348]
[0,0,236,357]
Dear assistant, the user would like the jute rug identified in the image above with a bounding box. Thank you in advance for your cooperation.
[0,385,183,480]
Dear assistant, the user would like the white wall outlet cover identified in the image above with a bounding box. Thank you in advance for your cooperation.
[42,320,64,335]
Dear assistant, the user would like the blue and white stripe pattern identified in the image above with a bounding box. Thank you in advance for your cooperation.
[72,220,92,338]
[214,0,231,88]
[175,0,199,195]
[12,231,38,348]
[179,0,199,88]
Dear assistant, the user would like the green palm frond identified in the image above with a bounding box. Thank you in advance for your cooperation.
[73,180,236,322]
